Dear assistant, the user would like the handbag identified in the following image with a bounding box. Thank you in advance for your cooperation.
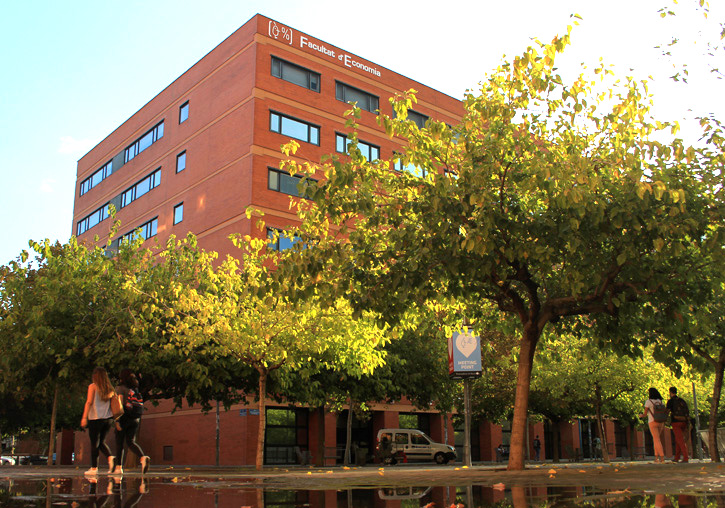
[110,393,124,420]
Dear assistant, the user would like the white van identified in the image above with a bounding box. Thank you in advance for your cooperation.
[376,428,456,465]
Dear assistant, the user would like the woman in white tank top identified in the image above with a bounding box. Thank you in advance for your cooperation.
[80,367,117,475]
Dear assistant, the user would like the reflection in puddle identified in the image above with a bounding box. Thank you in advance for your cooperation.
[0,479,718,507]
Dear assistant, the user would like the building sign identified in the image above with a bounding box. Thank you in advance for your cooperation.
[448,330,482,379]
[267,20,382,79]
[239,409,261,416]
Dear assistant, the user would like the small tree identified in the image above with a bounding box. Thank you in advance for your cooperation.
[170,233,387,470]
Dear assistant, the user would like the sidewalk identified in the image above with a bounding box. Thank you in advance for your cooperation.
[1,460,722,493]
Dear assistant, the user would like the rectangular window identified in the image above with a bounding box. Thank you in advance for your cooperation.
[179,101,189,123]
[264,407,308,465]
[394,109,429,129]
[76,203,111,236]
[271,56,320,92]
[176,151,186,173]
[267,168,315,198]
[80,161,112,196]
[120,169,161,208]
[124,122,164,163]
[394,154,426,177]
[173,203,184,225]
[335,134,379,161]
[267,227,301,251]
[119,217,158,245]
[335,82,379,113]
[269,112,319,145]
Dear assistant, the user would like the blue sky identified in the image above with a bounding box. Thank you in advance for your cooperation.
[1,0,722,264]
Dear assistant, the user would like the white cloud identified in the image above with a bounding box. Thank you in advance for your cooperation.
[58,136,94,155]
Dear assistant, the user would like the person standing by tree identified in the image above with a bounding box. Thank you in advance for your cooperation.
[80,367,116,475]
[667,387,690,463]
[112,369,150,474]
[641,387,667,463]
[533,435,541,461]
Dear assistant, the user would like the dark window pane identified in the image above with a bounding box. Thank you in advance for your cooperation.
[279,173,299,195]
[281,64,309,88]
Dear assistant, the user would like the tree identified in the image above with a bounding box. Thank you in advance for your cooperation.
[533,332,659,462]
[0,238,136,462]
[285,27,720,469]
[169,232,388,470]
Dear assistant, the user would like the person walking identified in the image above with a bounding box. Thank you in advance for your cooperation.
[641,387,667,463]
[112,369,150,475]
[533,435,541,461]
[666,386,690,463]
[80,367,117,475]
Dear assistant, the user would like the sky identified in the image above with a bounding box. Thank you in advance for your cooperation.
[1,0,722,265]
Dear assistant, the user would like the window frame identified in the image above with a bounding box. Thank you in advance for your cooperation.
[269,111,320,145]
[77,203,111,236]
[80,160,113,196]
[120,168,161,209]
[179,101,189,124]
[393,152,427,177]
[335,81,379,113]
[119,216,159,245]
[173,202,184,225]
[267,167,316,198]
[124,121,164,163]
[266,227,302,251]
[271,56,321,92]
[176,151,186,173]
[335,133,380,161]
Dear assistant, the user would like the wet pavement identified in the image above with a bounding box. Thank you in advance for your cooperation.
[1,460,724,507]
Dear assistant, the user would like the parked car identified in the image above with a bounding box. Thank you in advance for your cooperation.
[376,428,457,465]
[1,456,15,466]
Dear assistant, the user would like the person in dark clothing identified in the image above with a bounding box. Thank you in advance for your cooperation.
[113,369,150,474]
[533,436,541,461]
[666,386,689,463]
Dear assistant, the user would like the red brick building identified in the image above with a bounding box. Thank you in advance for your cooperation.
[69,15,662,466]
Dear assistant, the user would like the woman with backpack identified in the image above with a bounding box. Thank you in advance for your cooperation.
[641,387,667,463]
[112,369,150,475]
[80,367,117,475]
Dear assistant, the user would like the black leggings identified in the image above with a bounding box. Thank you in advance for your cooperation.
[87,418,113,467]
[115,416,145,464]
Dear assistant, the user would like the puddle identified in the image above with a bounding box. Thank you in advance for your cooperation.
[0,478,720,508]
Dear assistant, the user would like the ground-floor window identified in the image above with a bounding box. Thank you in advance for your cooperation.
[264,407,308,465]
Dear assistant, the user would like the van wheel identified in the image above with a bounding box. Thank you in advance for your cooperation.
[434,453,447,465]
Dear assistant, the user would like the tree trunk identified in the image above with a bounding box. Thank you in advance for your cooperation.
[47,383,59,466]
[256,370,267,471]
[594,384,610,463]
[708,356,724,462]
[344,402,353,466]
[507,326,540,470]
